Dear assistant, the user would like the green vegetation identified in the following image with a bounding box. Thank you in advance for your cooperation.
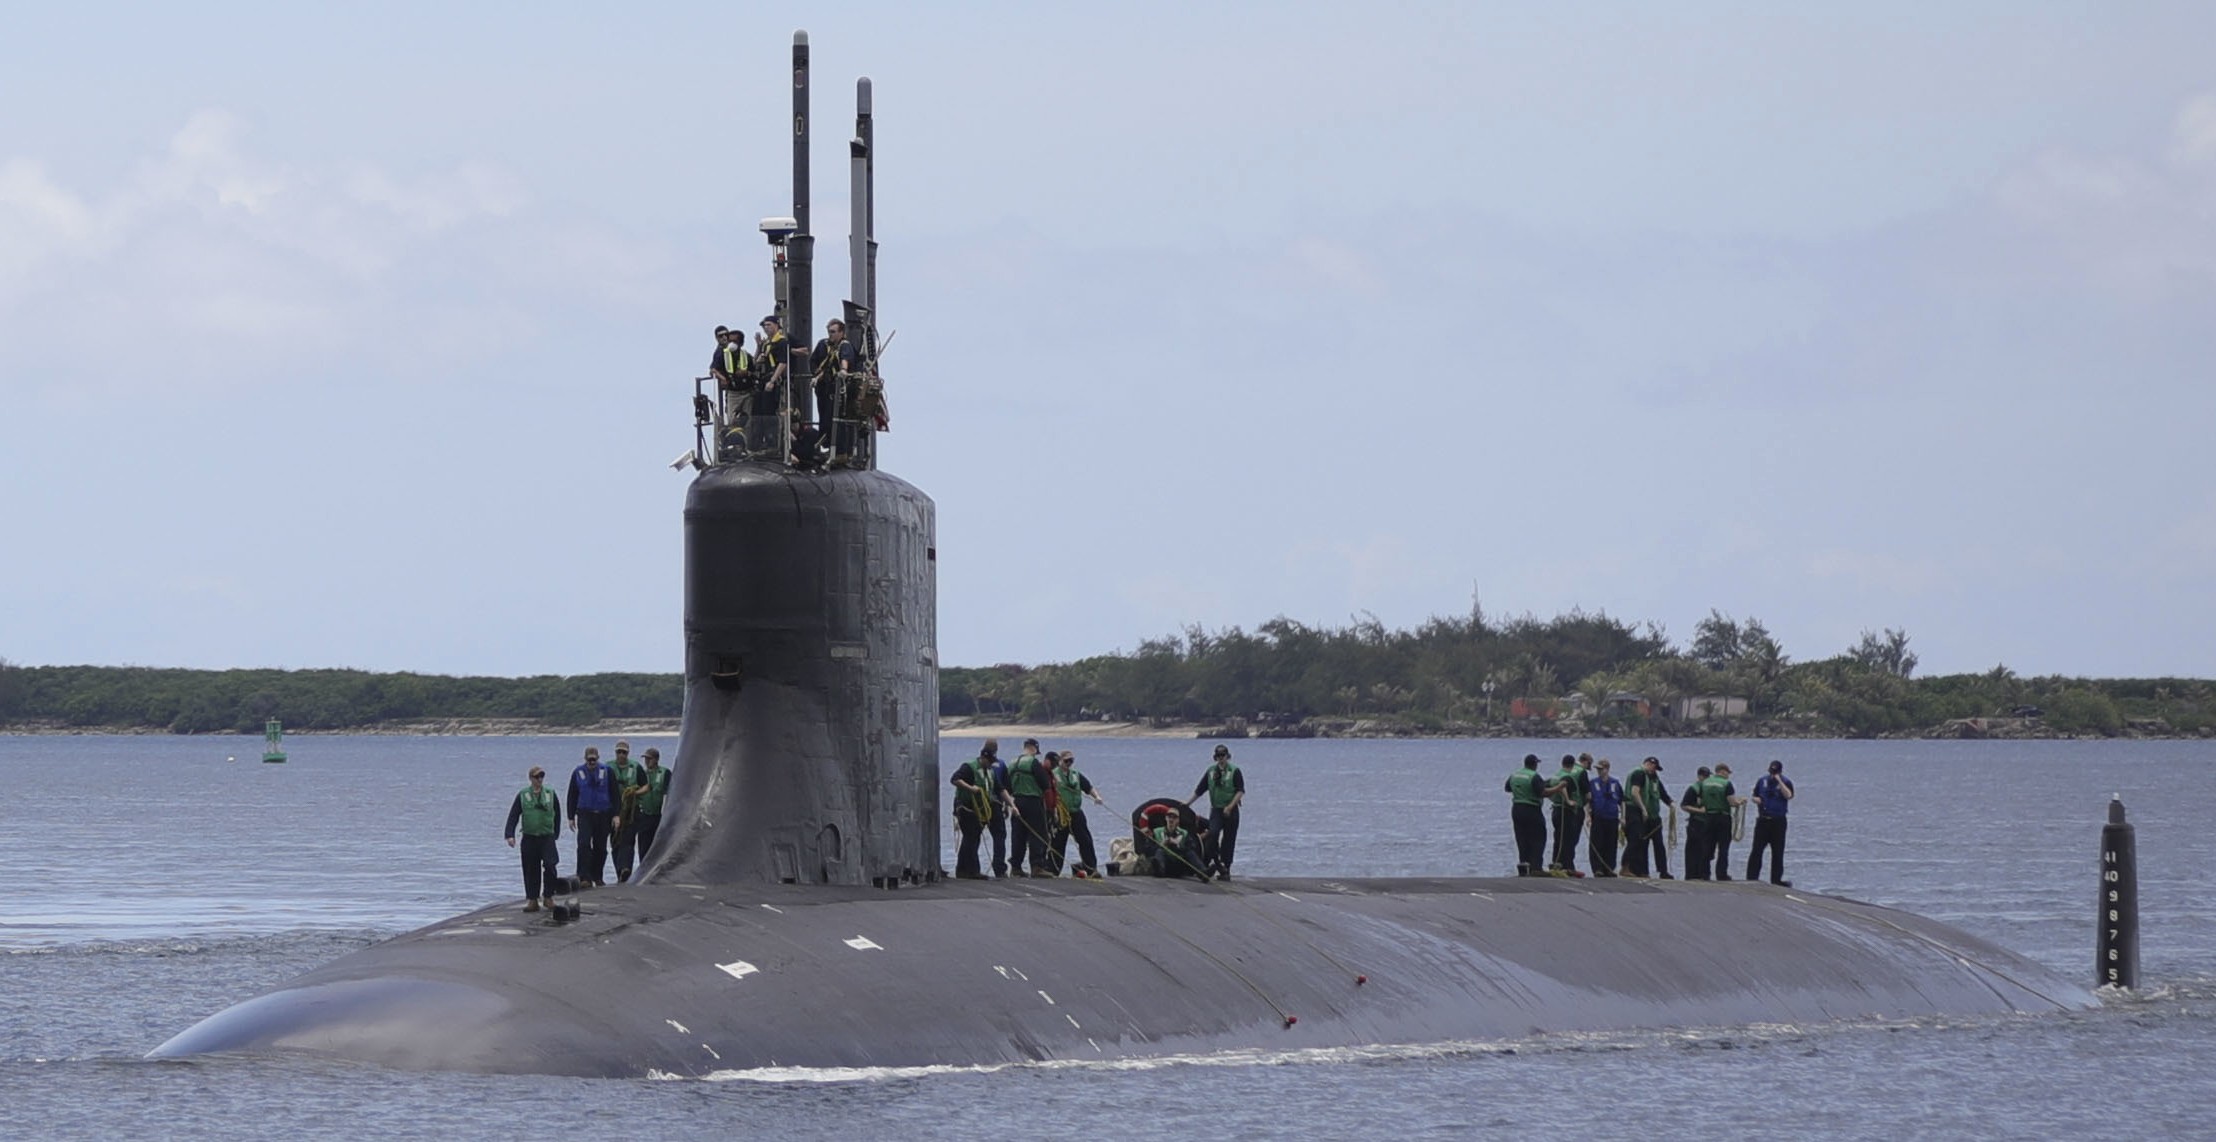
[3,606,2210,738]
[939,609,2216,739]
[0,659,677,733]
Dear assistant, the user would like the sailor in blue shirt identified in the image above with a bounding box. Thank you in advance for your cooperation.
[1745,759,1796,886]
[1585,758,1624,877]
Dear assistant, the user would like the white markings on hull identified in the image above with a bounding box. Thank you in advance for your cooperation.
[845,936,882,951]
[761,904,784,914]
[718,960,760,980]
[702,1044,721,1060]
[667,1019,691,1034]
[1037,990,1056,1005]
[1065,1014,1082,1029]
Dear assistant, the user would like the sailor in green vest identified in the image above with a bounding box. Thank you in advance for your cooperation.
[1187,744,1246,880]
[1621,756,1675,879]
[1003,738,1054,877]
[1548,753,1590,876]
[1148,807,1207,880]
[629,747,672,863]
[1503,753,1550,875]
[949,743,998,879]
[503,766,563,913]
[1699,763,1746,881]
[609,741,644,884]
[1049,749,1108,877]
[1681,766,1714,879]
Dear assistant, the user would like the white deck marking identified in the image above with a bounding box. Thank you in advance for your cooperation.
[1277,892,1300,901]
[718,960,760,980]
[845,936,882,951]
[760,904,784,914]
[666,1019,691,1034]
[993,965,1011,979]
[1036,990,1056,1005]
[1065,1014,1081,1029]
[702,1044,721,1060]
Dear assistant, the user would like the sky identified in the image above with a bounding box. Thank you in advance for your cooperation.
[3,2,2213,680]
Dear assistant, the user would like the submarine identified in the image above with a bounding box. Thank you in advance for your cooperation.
[152,33,2096,1077]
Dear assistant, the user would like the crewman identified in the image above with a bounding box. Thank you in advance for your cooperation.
[1548,753,1588,876]
[1745,759,1795,886]
[502,766,562,912]
[608,741,643,884]
[708,325,753,434]
[1503,753,1549,875]
[809,318,860,460]
[1621,756,1674,879]
[1050,749,1108,877]
[1002,738,1054,877]
[1586,757,1623,878]
[1702,763,1747,881]
[567,746,618,888]
[1681,766,1713,880]
[949,743,997,879]
[1149,808,1207,879]
[630,747,671,862]
[979,739,1010,877]
[1188,744,1246,880]
[750,316,791,455]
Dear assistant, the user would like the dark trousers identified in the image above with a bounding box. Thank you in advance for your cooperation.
[1511,803,1547,874]
[1683,812,1712,879]
[1550,805,1585,871]
[575,810,613,884]
[1012,795,1049,872]
[1150,838,1207,879]
[612,819,637,882]
[987,810,1008,875]
[519,834,558,900]
[1747,815,1788,883]
[1204,807,1240,873]
[1708,814,1736,880]
[1623,813,1670,877]
[1052,810,1099,874]
[633,812,661,863]
[954,807,985,877]
[1588,815,1619,876]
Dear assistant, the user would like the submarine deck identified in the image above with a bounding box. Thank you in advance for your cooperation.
[153,874,2094,1077]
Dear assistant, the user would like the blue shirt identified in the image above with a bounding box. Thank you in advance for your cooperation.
[1588,775,1624,820]
[1754,773,1793,817]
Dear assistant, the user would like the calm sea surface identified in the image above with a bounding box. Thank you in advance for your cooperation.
[4,734,2214,1139]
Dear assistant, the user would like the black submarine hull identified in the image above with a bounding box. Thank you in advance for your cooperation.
[152,875,2093,1076]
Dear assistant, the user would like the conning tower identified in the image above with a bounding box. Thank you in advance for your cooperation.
[644,34,939,888]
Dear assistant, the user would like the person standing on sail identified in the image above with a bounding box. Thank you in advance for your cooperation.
[503,766,563,913]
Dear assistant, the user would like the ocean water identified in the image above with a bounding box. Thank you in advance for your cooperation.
[4,733,2213,1139]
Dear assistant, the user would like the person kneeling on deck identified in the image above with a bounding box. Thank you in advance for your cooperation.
[1148,809,1209,880]
[503,766,562,912]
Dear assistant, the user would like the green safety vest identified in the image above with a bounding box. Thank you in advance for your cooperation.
[1700,775,1732,815]
[1054,767,1085,812]
[1551,767,1584,809]
[1205,763,1241,809]
[1628,771,1660,817]
[1508,768,1544,806]
[517,786,558,836]
[1153,825,1188,849]
[612,759,640,797]
[636,766,670,815]
[959,760,995,816]
[1008,755,1047,798]
[719,344,751,380]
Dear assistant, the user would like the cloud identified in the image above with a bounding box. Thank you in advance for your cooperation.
[0,111,668,396]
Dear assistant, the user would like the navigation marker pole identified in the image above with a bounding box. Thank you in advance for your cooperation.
[2097,795,2139,990]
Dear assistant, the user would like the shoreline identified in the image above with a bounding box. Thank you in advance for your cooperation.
[3,715,2203,742]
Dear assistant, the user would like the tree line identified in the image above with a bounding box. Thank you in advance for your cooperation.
[4,606,2209,738]
[938,608,2213,738]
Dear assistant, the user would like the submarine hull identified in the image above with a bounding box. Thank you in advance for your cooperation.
[152,876,2094,1076]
